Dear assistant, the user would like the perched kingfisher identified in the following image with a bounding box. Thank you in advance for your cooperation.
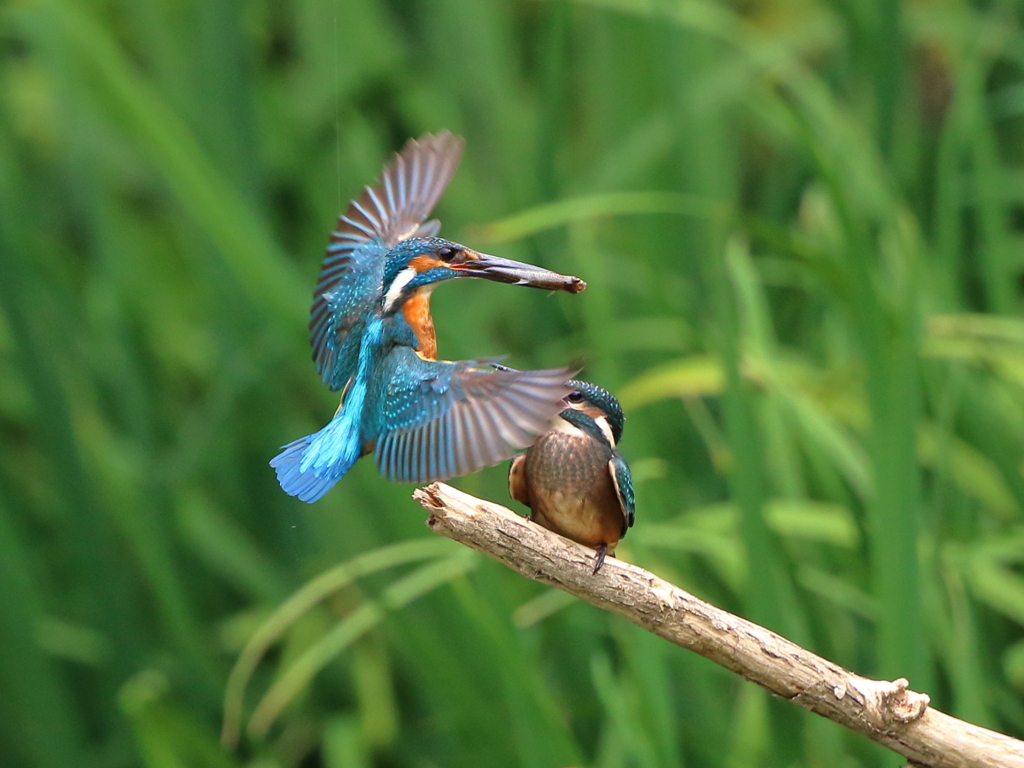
[508,380,635,573]
[271,132,587,502]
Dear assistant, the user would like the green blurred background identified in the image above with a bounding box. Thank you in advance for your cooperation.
[3,0,1024,766]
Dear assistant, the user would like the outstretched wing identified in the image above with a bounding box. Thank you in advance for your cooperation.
[309,132,464,390]
[608,453,635,536]
[373,353,576,484]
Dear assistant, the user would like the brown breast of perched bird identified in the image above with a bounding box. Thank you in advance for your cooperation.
[509,424,624,552]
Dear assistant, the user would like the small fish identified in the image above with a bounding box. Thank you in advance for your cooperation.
[480,266,587,293]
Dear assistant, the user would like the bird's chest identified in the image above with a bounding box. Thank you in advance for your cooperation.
[402,290,436,361]
[524,431,619,546]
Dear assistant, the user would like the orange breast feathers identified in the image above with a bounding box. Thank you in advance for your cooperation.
[402,288,437,361]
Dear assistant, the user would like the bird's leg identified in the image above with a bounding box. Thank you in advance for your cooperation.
[593,544,608,574]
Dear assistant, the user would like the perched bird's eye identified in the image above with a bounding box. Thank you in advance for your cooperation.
[437,246,457,261]
[567,391,584,403]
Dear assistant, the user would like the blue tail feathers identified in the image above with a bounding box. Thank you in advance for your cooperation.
[271,436,343,503]
[270,418,361,503]
[273,349,374,503]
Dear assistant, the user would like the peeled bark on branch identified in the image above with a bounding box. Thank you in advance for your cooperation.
[414,482,1024,768]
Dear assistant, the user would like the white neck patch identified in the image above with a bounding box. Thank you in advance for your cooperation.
[383,267,417,312]
[593,415,616,446]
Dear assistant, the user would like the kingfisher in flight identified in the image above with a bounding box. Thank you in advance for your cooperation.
[272,132,587,502]
[508,379,635,572]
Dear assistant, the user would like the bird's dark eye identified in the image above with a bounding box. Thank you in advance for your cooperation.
[567,391,584,403]
[437,246,456,261]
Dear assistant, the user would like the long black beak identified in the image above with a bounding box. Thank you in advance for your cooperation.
[461,250,587,293]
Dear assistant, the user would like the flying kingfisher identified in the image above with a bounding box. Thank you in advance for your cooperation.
[272,132,587,502]
[508,379,635,573]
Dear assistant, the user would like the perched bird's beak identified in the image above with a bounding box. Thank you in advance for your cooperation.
[461,250,587,293]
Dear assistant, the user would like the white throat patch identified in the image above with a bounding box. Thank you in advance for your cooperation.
[551,411,616,446]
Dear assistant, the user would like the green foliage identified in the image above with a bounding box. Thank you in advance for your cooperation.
[2,0,1024,766]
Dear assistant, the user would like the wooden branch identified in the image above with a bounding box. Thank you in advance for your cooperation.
[414,482,1024,768]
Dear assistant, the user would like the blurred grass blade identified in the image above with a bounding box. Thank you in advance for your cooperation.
[246,550,478,739]
[221,538,456,747]
[14,0,305,322]
[0,502,89,768]
[466,191,721,244]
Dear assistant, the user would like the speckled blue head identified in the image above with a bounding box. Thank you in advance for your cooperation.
[382,237,459,296]
[564,379,625,444]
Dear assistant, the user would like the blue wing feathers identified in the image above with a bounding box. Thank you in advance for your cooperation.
[309,133,464,389]
[276,342,575,494]
[372,350,575,484]
[414,220,442,238]
[609,453,635,533]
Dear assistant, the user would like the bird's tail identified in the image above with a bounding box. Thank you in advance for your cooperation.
[270,435,347,503]
[270,385,367,502]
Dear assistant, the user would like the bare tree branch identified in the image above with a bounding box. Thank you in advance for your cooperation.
[414,482,1024,768]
